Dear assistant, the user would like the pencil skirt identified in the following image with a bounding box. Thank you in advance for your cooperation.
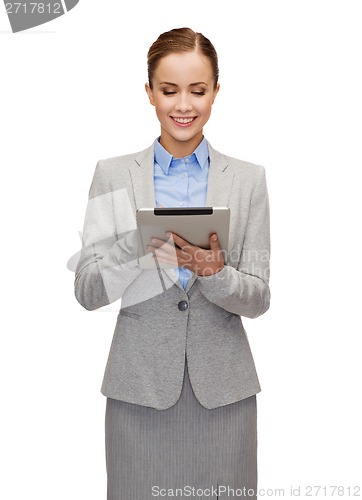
[105,357,257,500]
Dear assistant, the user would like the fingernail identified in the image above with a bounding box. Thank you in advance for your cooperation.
[213,235,217,241]
[166,232,171,237]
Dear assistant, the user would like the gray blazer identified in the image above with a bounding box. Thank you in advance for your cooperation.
[74,139,271,410]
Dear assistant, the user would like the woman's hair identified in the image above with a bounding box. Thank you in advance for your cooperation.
[147,27,219,90]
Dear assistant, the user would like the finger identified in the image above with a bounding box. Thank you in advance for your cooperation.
[150,242,179,259]
[149,237,174,249]
[154,244,190,265]
[152,248,178,265]
[147,245,176,260]
[209,233,221,252]
[153,254,178,265]
[166,232,192,248]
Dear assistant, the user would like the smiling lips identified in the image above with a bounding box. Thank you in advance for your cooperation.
[171,116,197,127]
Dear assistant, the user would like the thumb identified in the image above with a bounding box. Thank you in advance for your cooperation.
[209,233,220,251]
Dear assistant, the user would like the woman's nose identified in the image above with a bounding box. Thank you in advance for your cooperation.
[175,93,193,113]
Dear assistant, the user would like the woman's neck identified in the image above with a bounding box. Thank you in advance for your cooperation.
[159,131,204,158]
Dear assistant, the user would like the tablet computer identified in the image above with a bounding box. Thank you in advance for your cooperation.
[136,207,230,270]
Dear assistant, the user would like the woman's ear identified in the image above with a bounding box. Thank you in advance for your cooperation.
[145,82,155,106]
[212,83,220,105]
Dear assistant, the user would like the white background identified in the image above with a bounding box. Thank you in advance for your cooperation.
[1,1,361,499]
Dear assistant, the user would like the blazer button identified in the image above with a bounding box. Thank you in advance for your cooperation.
[178,300,188,311]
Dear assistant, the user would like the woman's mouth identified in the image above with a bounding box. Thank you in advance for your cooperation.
[170,116,197,127]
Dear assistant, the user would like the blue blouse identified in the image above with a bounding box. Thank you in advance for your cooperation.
[153,136,210,289]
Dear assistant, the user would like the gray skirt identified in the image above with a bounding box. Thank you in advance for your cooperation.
[105,356,257,500]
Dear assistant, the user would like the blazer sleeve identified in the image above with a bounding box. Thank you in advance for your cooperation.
[74,160,143,311]
[197,165,271,319]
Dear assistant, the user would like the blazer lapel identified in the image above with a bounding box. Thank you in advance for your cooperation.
[131,140,158,209]
[129,139,234,292]
[205,142,234,206]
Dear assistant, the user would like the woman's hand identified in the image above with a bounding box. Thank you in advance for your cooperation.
[147,232,225,277]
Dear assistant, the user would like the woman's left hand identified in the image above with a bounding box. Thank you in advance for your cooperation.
[147,232,225,276]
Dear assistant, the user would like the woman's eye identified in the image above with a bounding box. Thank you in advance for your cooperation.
[162,91,205,96]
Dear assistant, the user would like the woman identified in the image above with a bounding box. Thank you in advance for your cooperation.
[75,27,270,499]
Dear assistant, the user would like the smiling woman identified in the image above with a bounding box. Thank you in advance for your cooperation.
[74,27,271,500]
[145,31,220,158]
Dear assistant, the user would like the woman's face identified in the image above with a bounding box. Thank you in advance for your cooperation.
[145,50,220,156]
